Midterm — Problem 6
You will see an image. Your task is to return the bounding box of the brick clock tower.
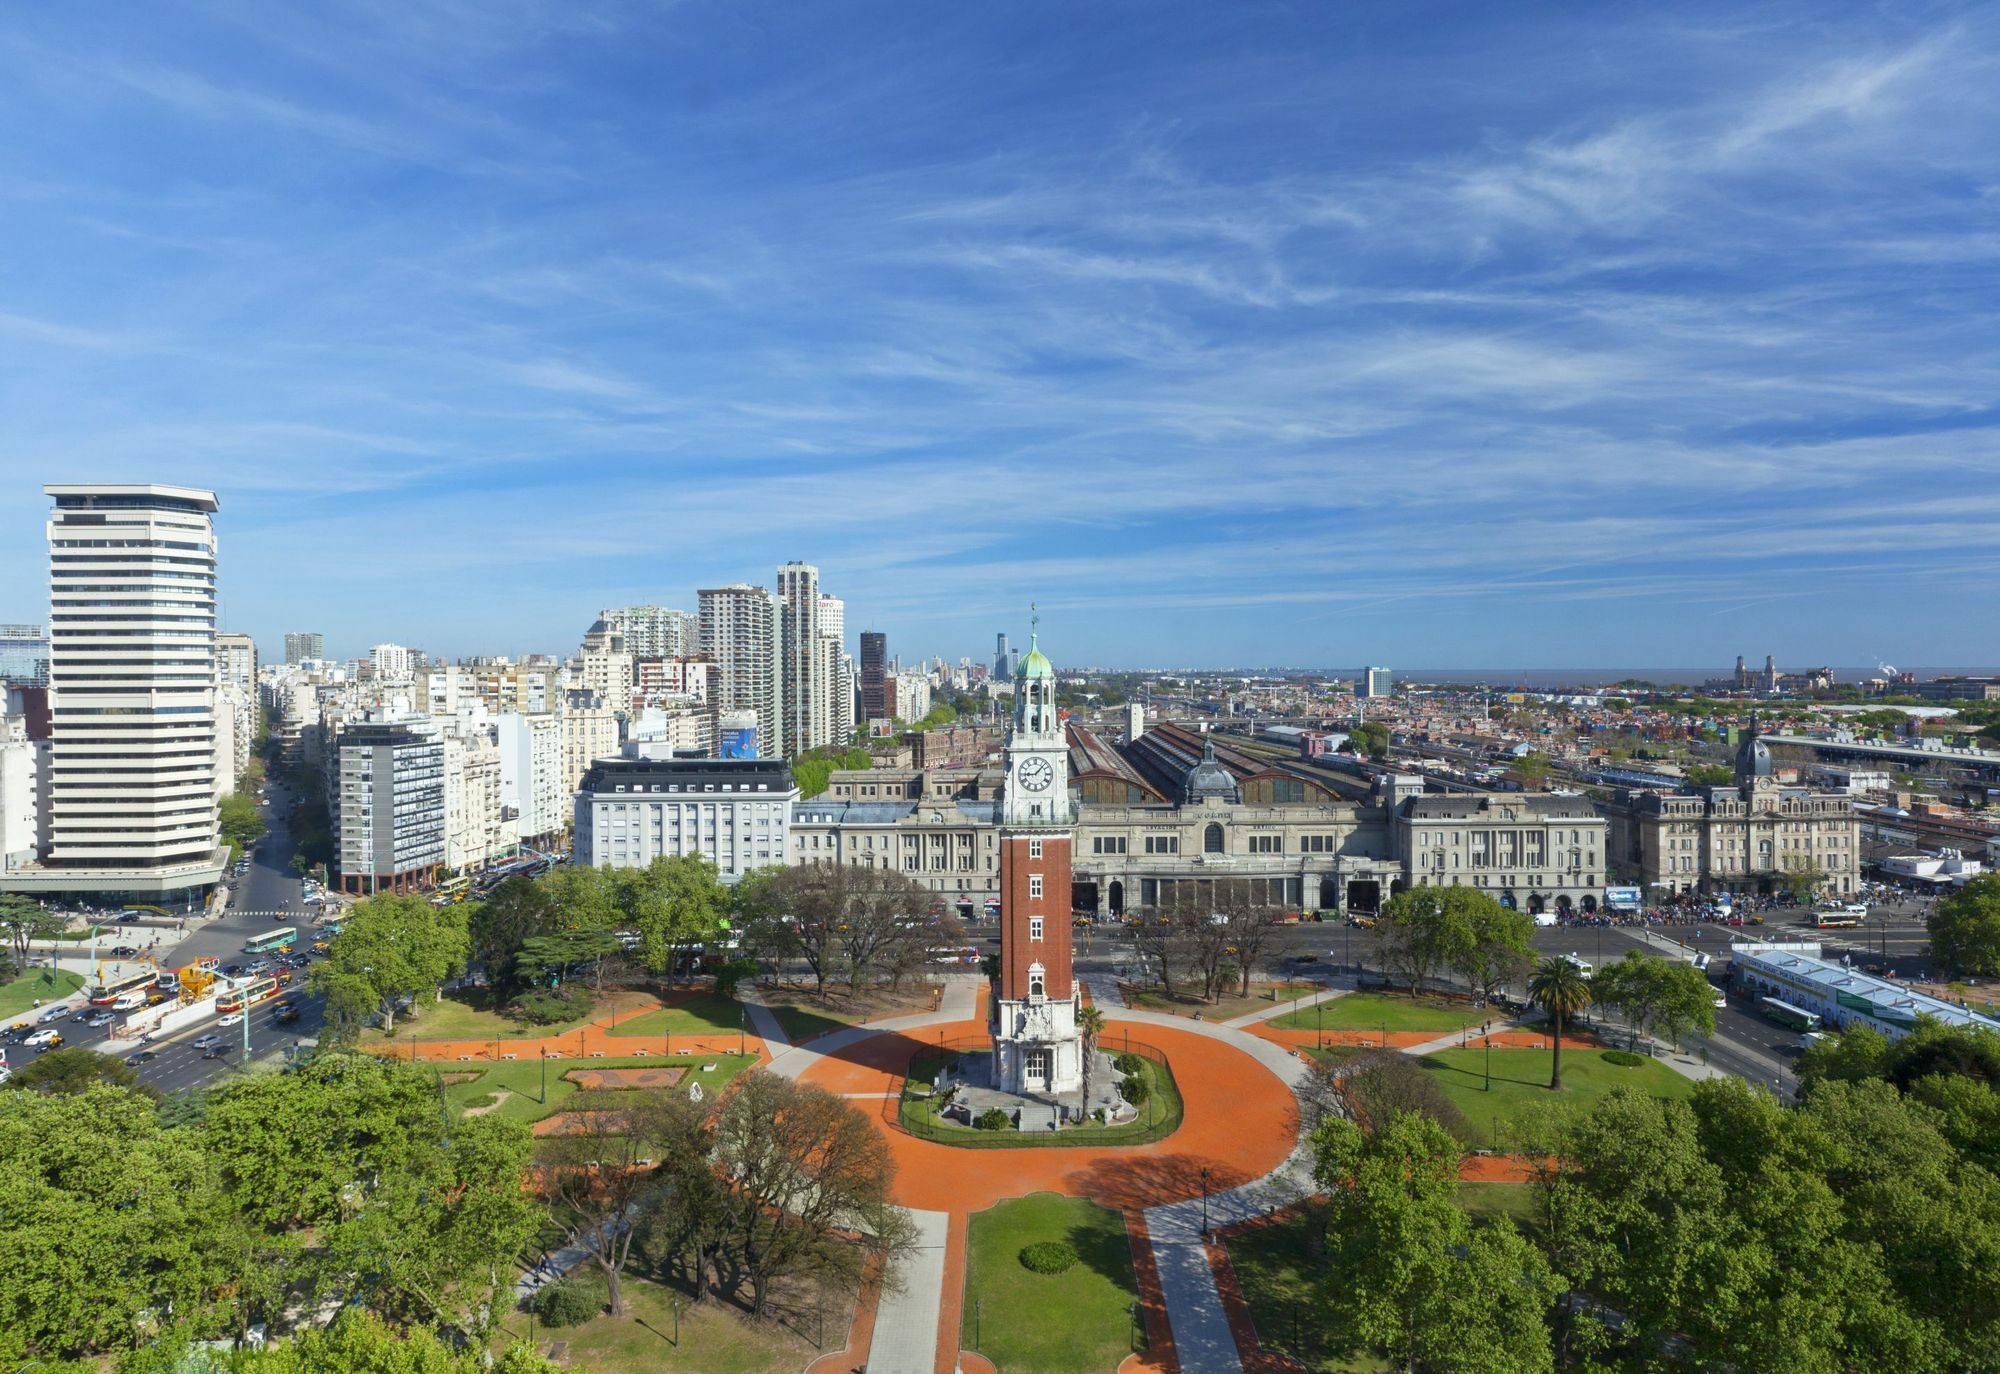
[992,627,1082,1097]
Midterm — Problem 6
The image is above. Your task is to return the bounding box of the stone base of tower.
[991,990,1084,1095]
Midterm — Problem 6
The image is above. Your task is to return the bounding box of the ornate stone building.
[1604,721,1861,899]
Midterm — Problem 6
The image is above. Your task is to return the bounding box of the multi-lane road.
[6,779,329,1094]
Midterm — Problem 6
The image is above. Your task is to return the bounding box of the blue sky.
[2,2,1997,670]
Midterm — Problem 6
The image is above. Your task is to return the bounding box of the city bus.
[243,927,298,955]
[1757,996,1822,1033]
[216,976,279,1014]
[89,968,157,1006]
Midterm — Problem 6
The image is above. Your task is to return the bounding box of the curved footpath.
[765,978,1313,1374]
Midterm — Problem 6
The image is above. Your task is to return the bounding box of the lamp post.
[1200,1166,1211,1241]
[738,1005,746,1057]
[540,1048,548,1104]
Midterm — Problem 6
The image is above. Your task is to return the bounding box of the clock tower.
[992,626,1083,1098]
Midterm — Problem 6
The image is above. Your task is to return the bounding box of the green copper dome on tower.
[1016,635,1054,681]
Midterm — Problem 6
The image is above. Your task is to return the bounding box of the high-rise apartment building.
[0,625,49,688]
[370,643,415,683]
[215,632,257,692]
[1361,666,1393,699]
[31,484,226,897]
[603,605,696,659]
[284,631,324,665]
[777,562,829,755]
[860,632,888,722]
[699,584,785,759]
[335,714,445,893]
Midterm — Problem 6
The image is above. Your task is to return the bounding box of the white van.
[1841,904,1868,920]
[1563,953,1593,978]
[1533,911,1558,928]
[112,990,148,1011]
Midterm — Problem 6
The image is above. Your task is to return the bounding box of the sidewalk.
[1222,985,1346,1029]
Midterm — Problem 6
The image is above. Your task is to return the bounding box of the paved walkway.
[1221,985,1347,1029]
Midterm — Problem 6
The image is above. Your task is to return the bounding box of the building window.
[1249,835,1282,854]
[1145,835,1178,855]
[1028,964,1045,1000]
[1029,838,1043,858]
[1029,874,1043,899]
[1029,916,1043,941]
[1204,823,1224,854]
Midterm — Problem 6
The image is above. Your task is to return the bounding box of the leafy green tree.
[202,1053,536,1328]
[1511,750,1552,788]
[1528,957,1592,1090]
[1313,1111,1556,1372]
[1682,762,1734,786]
[1375,886,1478,995]
[126,1309,558,1373]
[1779,854,1828,903]
[0,1086,258,1363]
[1930,873,2000,978]
[467,875,556,994]
[516,928,623,989]
[3,1045,158,1098]
[616,854,728,978]
[1589,951,1716,1053]
[307,892,470,1033]
[1346,720,1389,761]
[1794,1020,1892,1090]
[218,793,267,855]
[541,862,620,933]
[1447,892,1536,1006]
[0,892,66,965]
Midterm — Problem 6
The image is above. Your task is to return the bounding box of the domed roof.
[1016,635,1054,681]
[1735,715,1773,783]
[1182,738,1240,804]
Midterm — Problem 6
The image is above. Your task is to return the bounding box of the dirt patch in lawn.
[463,1089,515,1117]
[564,1065,689,1090]
[439,1071,483,1086]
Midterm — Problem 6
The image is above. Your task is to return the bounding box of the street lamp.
[1199,1166,1212,1241]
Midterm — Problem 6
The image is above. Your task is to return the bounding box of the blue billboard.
[719,727,758,760]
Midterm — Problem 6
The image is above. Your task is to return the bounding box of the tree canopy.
[1930,873,2000,978]
[307,892,470,1036]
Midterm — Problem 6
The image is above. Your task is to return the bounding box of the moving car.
[217,1013,244,1027]
[36,1006,70,1025]
[192,1033,220,1049]
[124,1049,157,1066]
[24,1028,64,1048]
[202,1045,230,1059]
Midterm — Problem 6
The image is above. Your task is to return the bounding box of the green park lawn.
[500,1274,809,1374]
[441,1052,756,1127]
[1268,991,1488,1035]
[1224,1213,1385,1373]
[1420,1046,1694,1149]
[0,967,85,1019]
[1457,1181,1538,1228]
[359,986,615,1043]
[962,1193,1142,1374]
[602,988,749,1040]
[1124,981,1320,1022]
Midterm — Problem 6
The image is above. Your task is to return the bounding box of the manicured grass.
[1223,1214,1386,1373]
[360,986,613,1043]
[1267,991,1487,1035]
[0,967,84,1018]
[963,1193,1141,1374]
[1122,981,1321,1022]
[1419,1046,1694,1149]
[755,985,935,1042]
[438,1053,757,1126]
[504,1274,808,1374]
[603,989,748,1039]
[900,1055,1183,1148]
[1458,1181,1537,1228]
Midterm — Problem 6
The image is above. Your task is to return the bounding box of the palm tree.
[1528,957,1593,1091]
[1077,1004,1107,1124]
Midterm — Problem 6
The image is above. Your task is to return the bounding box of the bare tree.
[711,1073,915,1315]
[1215,879,1286,997]
[837,868,932,992]
[737,864,851,999]
[538,1103,664,1318]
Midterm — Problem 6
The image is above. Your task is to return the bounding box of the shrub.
[1019,1240,1078,1275]
[713,958,759,997]
[1122,1073,1152,1107]
[975,1107,1013,1132]
[1340,1050,1471,1142]
[529,1274,605,1327]
[511,987,593,1026]
[1113,1051,1145,1076]
[462,1092,498,1110]
[1600,1049,1646,1068]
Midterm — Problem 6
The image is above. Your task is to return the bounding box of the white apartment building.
[894,672,933,723]
[778,562,829,754]
[283,631,324,665]
[9,483,228,899]
[442,732,514,873]
[699,584,785,760]
[0,712,49,872]
[214,685,252,797]
[562,705,621,793]
[497,711,566,846]
[635,657,713,705]
[335,714,445,893]
[629,705,714,755]
[604,605,696,659]
[573,752,796,882]
[370,643,415,683]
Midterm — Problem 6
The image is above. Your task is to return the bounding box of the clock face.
[1017,756,1053,792]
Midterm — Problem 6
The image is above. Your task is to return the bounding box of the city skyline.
[3,3,1998,665]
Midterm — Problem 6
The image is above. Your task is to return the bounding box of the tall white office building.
[699,584,786,759]
[777,562,828,754]
[25,484,227,898]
